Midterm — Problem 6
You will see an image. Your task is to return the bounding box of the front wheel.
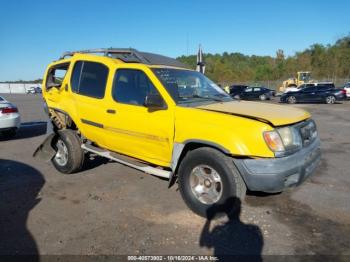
[178,147,246,218]
[259,94,267,101]
[325,95,336,104]
[233,94,240,99]
[52,129,84,174]
[287,96,297,104]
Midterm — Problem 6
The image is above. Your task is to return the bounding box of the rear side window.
[317,85,329,91]
[304,87,316,92]
[46,63,70,90]
[112,69,160,106]
[70,61,109,99]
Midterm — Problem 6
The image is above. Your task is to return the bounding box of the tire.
[233,94,240,99]
[178,147,246,218]
[287,96,297,104]
[259,94,267,101]
[325,95,336,104]
[1,128,17,139]
[52,129,84,174]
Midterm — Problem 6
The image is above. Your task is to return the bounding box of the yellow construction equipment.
[279,71,312,92]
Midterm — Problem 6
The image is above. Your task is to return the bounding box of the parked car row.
[0,96,21,138]
[228,81,348,104]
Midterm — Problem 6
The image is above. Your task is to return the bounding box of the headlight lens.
[278,126,302,150]
[264,126,302,155]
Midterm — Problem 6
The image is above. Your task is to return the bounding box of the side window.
[70,61,83,93]
[78,62,109,99]
[253,87,261,92]
[46,63,70,90]
[304,87,316,92]
[317,85,328,91]
[69,61,108,98]
[112,69,161,106]
[245,88,253,92]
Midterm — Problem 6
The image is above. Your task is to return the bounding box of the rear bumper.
[234,138,321,193]
[0,114,21,130]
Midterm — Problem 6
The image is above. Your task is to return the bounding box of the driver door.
[103,68,174,167]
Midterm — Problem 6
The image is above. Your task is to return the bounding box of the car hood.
[196,101,310,126]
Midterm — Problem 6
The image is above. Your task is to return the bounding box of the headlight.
[264,126,302,156]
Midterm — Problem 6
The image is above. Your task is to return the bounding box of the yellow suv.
[36,48,321,217]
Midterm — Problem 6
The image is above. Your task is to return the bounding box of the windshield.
[299,72,311,82]
[152,68,232,106]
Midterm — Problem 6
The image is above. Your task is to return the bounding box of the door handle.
[107,109,116,114]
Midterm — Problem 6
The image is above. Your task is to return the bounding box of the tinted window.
[303,87,316,92]
[71,61,83,93]
[317,85,330,91]
[253,87,261,92]
[113,69,160,106]
[78,62,108,98]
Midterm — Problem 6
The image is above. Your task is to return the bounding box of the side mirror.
[144,93,166,109]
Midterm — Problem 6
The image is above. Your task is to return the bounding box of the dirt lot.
[0,94,350,257]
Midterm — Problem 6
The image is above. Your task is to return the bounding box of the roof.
[59,48,188,68]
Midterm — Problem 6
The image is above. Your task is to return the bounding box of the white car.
[344,82,350,99]
[26,86,42,94]
[0,96,21,138]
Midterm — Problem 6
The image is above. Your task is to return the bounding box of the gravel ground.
[0,94,349,258]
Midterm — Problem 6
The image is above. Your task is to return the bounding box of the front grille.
[298,120,318,147]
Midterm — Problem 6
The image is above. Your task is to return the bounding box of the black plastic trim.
[81,119,104,128]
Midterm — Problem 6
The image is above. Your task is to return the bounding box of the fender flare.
[168,139,231,187]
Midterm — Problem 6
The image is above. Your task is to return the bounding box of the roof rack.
[59,48,149,63]
[59,48,187,68]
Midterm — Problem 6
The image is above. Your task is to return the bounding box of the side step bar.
[81,144,171,179]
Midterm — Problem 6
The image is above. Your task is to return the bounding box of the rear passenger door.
[314,85,329,102]
[70,60,111,145]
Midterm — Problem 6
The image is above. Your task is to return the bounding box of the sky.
[0,0,349,81]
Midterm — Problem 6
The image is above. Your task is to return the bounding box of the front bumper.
[234,138,321,193]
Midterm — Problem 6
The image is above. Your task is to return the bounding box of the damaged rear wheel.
[52,129,84,174]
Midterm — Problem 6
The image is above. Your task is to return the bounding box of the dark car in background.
[280,83,346,104]
[229,85,248,98]
[230,86,273,101]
